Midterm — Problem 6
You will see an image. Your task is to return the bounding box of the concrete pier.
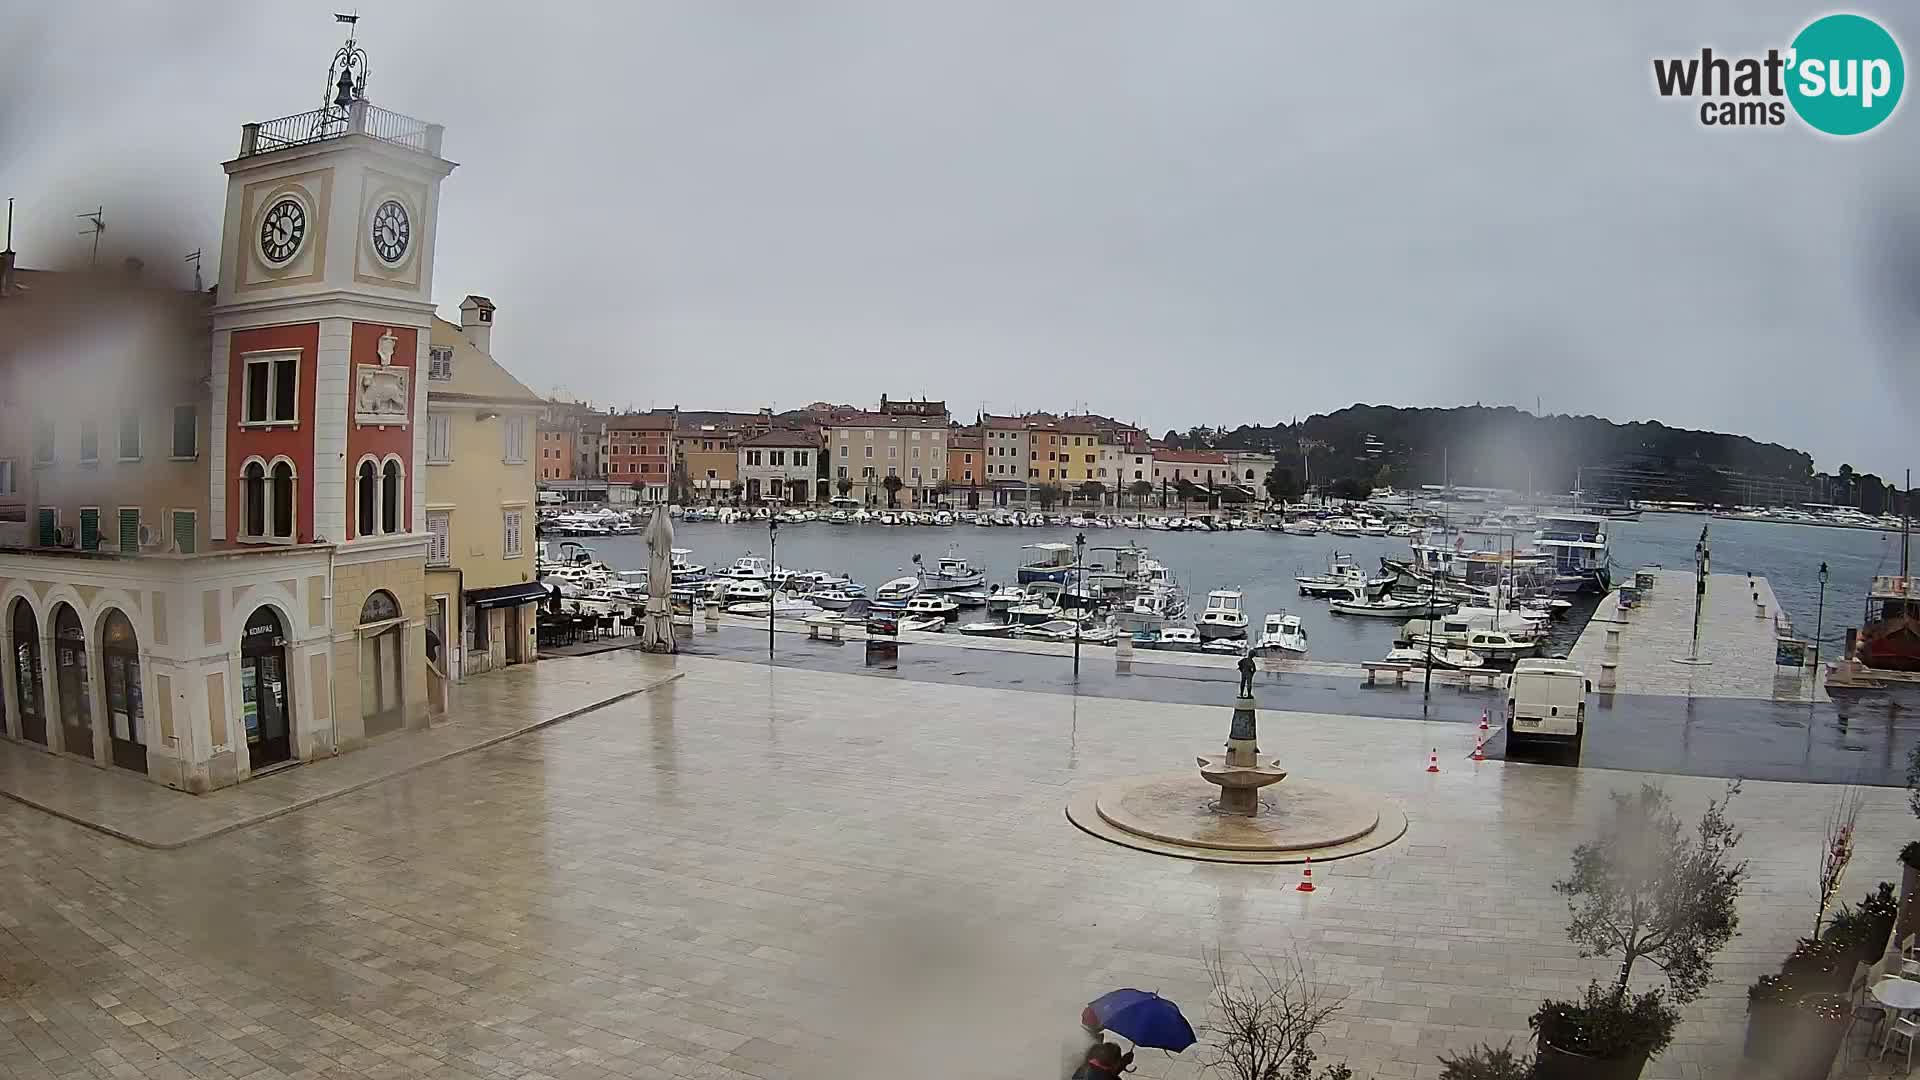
[1568,568,1825,702]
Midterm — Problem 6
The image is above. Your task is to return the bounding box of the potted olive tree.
[1531,783,1747,1080]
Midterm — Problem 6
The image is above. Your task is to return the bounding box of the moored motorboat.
[1196,589,1249,640]
[1256,612,1309,656]
[902,594,961,622]
[956,621,1016,637]
[872,576,921,607]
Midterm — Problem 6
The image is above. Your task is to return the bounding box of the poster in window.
[241,665,260,739]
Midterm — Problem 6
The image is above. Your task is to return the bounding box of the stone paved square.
[0,651,1907,1080]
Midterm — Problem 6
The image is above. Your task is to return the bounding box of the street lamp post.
[1813,560,1829,680]
[767,516,778,661]
[1073,531,1086,680]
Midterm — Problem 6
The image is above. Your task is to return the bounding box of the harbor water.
[563,512,1903,665]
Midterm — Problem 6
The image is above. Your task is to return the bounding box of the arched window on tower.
[357,460,377,538]
[242,461,266,538]
[381,459,402,534]
[270,461,295,539]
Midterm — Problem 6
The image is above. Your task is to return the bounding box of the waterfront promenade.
[1568,568,1824,703]
[0,649,1904,1080]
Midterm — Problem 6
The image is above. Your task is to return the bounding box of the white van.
[1504,658,1591,748]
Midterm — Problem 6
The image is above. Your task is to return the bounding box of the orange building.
[604,412,675,502]
[537,427,574,482]
[946,428,983,509]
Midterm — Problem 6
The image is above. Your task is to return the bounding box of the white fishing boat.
[947,589,991,607]
[902,594,960,621]
[722,555,773,580]
[1202,640,1249,655]
[809,588,866,611]
[1328,588,1445,618]
[1359,517,1389,536]
[1150,626,1202,651]
[1326,517,1364,536]
[1007,593,1064,626]
[916,549,987,591]
[1383,645,1485,669]
[1256,613,1309,656]
[1014,618,1083,641]
[956,621,1017,637]
[1197,589,1249,641]
[1281,518,1324,536]
[898,615,946,633]
[872,576,921,607]
[714,579,771,604]
[1296,554,1395,598]
[986,584,1032,615]
[727,596,822,618]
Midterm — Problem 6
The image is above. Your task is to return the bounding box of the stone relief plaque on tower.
[354,327,410,426]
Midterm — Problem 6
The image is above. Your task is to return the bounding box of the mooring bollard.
[1598,661,1618,689]
[1115,633,1134,670]
[1605,627,1621,652]
[703,599,719,630]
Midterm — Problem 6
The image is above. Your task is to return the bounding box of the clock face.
[370,199,411,266]
[259,198,306,265]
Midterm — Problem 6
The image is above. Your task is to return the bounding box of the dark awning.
[468,581,550,610]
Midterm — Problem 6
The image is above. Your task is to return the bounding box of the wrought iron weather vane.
[325,13,371,115]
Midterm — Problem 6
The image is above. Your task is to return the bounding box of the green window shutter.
[36,509,55,546]
[172,511,195,554]
[79,509,99,551]
[119,509,141,551]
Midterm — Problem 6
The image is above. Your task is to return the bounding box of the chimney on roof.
[459,294,496,352]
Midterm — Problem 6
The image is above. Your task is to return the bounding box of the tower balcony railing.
[240,100,443,158]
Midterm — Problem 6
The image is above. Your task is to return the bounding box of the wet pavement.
[684,626,1920,786]
[1,650,1909,1080]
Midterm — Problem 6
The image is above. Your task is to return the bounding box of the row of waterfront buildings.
[0,41,550,795]
[535,397,1279,509]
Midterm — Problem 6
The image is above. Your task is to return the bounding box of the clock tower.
[208,21,456,741]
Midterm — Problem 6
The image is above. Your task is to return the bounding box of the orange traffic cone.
[1472,734,1486,762]
[1426,748,1440,773]
[1296,856,1316,892]
[1478,709,1490,733]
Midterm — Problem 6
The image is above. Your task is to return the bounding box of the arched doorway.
[100,610,147,773]
[241,607,293,768]
[359,590,404,736]
[8,600,46,745]
[51,603,93,760]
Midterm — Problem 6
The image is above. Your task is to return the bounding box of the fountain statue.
[1195,691,1288,816]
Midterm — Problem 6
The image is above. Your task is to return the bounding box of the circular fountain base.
[1067,774,1407,864]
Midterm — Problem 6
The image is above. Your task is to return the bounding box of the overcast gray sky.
[4,3,1916,476]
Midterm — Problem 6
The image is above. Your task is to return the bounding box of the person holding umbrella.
[1064,1009,1133,1078]
[1073,1041,1129,1080]
[1068,989,1197,1077]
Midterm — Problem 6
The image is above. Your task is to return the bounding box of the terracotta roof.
[948,430,982,449]
[606,412,676,431]
[824,411,947,429]
[739,428,821,448]
[1153,448,1229,465]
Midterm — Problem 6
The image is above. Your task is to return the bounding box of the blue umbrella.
[1085,988,1197,1052]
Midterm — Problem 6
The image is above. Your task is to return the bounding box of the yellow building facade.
[424,300,545,680]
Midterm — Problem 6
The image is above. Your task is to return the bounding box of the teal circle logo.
[1787,14,1904,135]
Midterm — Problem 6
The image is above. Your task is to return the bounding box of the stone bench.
[1362,660,1412,686]
[806,619,845,642]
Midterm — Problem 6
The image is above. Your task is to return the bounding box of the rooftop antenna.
[76,206,105,268]
[184,249,203,291]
